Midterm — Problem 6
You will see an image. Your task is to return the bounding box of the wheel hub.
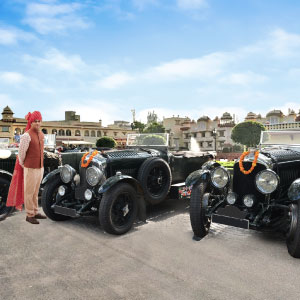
[122,204,129,217]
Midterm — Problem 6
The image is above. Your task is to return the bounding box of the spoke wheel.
[99,183,138,235]
[138,158,172,205]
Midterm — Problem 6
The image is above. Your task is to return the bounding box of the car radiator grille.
[107,151,140,158]
[232,162,266,204]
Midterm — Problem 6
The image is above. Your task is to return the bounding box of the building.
[0,106,136,147]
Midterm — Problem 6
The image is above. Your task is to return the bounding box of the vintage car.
[0,148,61,220]
[187,130,300,258]
[41,133,215,235]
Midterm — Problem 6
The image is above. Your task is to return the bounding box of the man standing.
[18,111,47,224]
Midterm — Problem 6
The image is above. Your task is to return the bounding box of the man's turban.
[25,111,42,132]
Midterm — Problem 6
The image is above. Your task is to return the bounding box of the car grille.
[262,149,300,163]
[232,162,266,204]
[107,151,140,158]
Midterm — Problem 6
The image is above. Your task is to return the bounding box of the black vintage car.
[0,149,61,220]
[187,130,300,258]
[41,134,215,235]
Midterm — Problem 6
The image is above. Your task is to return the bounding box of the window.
[14,128,21,134]
[199,142,203,147]
[66,130,71,136]
[193,133,197,138]
[91,130,96,137]
[84,130,89,137]
[2,127,9,132]
[207,141,212,147]
[42,128,48,134]
[175,120,180,125]
[58,129,65,136]
[103,131,107,136]
[219,131,225,137]
[97,131,101,137]
[75,130,81,136]
[52,129,57,134]
[114,132,118,137]
[201,132,205,138]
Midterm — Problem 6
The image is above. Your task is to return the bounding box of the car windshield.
[127,133,169,146]
[260,131,300,147]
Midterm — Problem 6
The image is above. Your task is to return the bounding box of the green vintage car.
[0,149,61,220]
[41,133,215,235]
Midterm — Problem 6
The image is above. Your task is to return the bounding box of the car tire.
[137,157,172,205]
[286,201,300,258]
[99,182,138,235]
[0,177,14,221]
[41,175,71,221]
[189,182,210,239]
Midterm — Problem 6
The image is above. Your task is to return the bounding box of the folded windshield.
[260,131,300,146]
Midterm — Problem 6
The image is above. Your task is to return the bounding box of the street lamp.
[212,128,217,151]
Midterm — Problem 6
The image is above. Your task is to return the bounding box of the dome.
[221,112,232,120]
[266,109,283,118]
[197,116,210,122]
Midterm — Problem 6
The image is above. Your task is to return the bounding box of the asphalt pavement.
[1,197,300,300]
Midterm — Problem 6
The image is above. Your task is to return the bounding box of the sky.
[0,0,300,126]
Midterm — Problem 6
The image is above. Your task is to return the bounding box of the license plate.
[54,205,78,217]
[212,213,249,229]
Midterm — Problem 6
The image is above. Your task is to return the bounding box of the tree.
[144,122,165,133]
[96,136,116,148]
[141,134,166,145]
[231,121,265,148]
[131,121,146,133]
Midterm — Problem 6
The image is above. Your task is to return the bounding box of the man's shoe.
[26,216,39,224]
[34,213,47,219]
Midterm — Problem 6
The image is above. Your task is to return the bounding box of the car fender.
[185,169,210,187]
[98,175,146,222]
[0,169,13,182]
[41,168,61,185]
[288,178,300,202]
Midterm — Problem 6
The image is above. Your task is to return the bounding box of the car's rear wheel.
[0,177,14,221]
[286,201,300,258]
[137,157,172,205]
[189,182,211,239]
[41,175,71,221]
[99,183,138,235]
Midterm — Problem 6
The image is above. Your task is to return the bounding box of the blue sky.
[0,0,300,125]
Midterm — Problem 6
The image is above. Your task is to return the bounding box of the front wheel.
[99,183,138,235]
[41,175,71,221]
[286,201,300,258]
[189,182,211,239]
[0,177,14,221]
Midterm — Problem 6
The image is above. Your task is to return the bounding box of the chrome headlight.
[86,166,103,186]
[84,189,93,201]
[288,179,300,201]
[211,167,230,189]
[255,169,279,194]
[58,185,66,196]
[226,192,237,205]
[243,194,255,207]
[60,165,76,183]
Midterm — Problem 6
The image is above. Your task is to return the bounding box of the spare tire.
[137,157,172,205]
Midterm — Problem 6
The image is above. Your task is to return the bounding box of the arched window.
[97,131,101,137]
[91,130,95,137]
[66,129,71,136]
[84,130,89,137]
[75,130,81,136]
[58,129,65,136]
[52,129,57,134]
[22,128,25,134]
[42,128,48,134]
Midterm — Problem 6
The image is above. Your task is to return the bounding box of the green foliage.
[222,147,230,153]
[232,144,243,152]
[144,122,165,133]
[140,134,166,145]
[96,136,116,148]
[231,121,265,148]
[131,121,146,133]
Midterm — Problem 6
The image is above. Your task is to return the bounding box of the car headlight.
[226,192,237,205]
[288,179,300,201]
[86,166,103,186]
[243,194,255,207]
[60,165,76,183]
[58,185,66,196]
[211,167,230,189]
[84,189,93,201]
[255,169,279,194]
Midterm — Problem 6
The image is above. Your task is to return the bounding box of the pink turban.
[25,111,42,132]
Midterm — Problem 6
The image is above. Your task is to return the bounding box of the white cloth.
[18,133,31,167]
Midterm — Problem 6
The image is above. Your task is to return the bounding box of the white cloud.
[23,2,90,34]
[97,72,134,89]
[0,27,35,45]
[219,72,268,86]
[0,94,17,108]
[0,72,25,84]
[23,48,86,73]
[131,0,159,10]
[177,0,207,10]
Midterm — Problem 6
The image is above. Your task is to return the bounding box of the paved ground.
[1,197,300,300]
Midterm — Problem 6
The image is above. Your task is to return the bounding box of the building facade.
[0,106,135,147]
